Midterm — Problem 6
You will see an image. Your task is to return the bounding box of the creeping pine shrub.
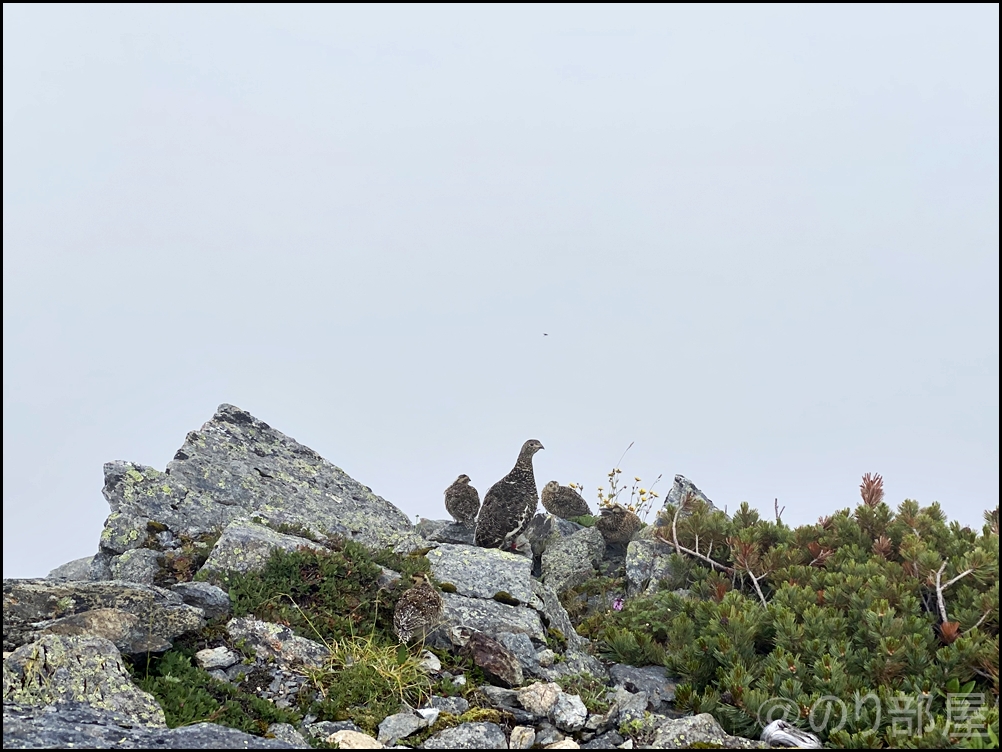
[580,479,999,750]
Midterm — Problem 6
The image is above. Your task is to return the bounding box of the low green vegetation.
[557,672,612,713]
[578,478,1000,749]
[217,538,430,646]
[131,649,299,733]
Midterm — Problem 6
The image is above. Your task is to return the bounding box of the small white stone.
[329,729,385,748]
[452,673,467,686]
[194,646,240,670]
[509,726,536,750]
[419,650,442,673]
[544,740,581,749]
[536,648,556,667]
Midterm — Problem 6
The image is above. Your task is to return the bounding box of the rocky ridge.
[3,403,779,749]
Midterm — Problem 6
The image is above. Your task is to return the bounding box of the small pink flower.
[613,597,625,611]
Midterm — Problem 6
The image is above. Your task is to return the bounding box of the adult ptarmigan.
[444,474,480,528]
[393,573,444,644]
[541,481,591,519]
[595,503,642,544]
[474,439,544,549]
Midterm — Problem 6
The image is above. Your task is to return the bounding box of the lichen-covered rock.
[226,616,329,669]
[109,548,164,585]
[424,520,477,545]
[647,713,769,748]
[609,663,677,707]
[425,695,469,715]
[171,581,232,620]
[552,692,588,732]
[2,635,166,726]
[530,578,587,649]
[426,543,539,606]
[541,526,605,595]
[509,725,536,749]
[3,579,205,653]
[452,627,524,687]
[1,702,300,749]
[435,592,547,643]
[624,529,675,595]
[516,681,563,716]
[46,556,96,581]
[496,631,541,675]
[34,607,171,655]
[98,404,424,573]
[265,723,311,748]
[195,646,241,670]
[377,711,427,745]
[200,520,327,575]
[420,722,507,749]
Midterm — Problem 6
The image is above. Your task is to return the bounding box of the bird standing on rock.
[595,503,642,544]
[474,439,544,550]
[444,474,480,527]
[392,573,444,644]
[541,481,591,519]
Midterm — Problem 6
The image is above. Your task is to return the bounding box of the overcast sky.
[3,4,998,579]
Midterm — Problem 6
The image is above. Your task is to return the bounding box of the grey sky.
[3,4,998,579]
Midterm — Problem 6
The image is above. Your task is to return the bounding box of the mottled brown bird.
[444,474,480,527]
[595,503,642,544]
[541,481,591,519]
[474,439,544,549]
[393,573,444,644]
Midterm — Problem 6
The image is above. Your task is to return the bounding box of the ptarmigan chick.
[393,574,444,644]
[541,481,591,519]
[595,503,642,544]
[474,439,544,549]
[444,474,480,527]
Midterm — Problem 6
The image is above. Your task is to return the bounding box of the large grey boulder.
[428,522,477,545]
[29,607,173,655]
[420,722,507,749]
[97,404,424,580]
[436,592,546,643]
[625,527,676,595]
[171,581,231,620]
[643,713,769,749]
[2,634,166,727]
[426,543,539,606]
[3,579,205,653]
[200,520,327,575]
[541,526,605,595]
[2,702,299,748]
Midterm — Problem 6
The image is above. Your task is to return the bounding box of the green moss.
[568,514,596,527]
[546,627,568,653]
[438,582,458,593]
[492,591,520,606]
